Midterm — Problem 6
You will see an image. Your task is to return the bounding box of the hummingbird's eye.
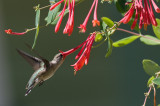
[55,53,62,59]
[59,54,63,57]
[54,53,63,61]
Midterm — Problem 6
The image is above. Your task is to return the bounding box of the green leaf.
[45,0,61,25]
[100,17,115,37]
[153,77,160,86]
[105,37,113,58]
[51,9,69,25]
[32,26,40,49]
[143,59,160,76]
[101,17,114,28]
[140,35,160,45]
[113,35,140,47]
[147,76,155,87]
[100,21,107,32]
[152,18,160,39]
[32,9,40,49]
[115,0,130,13]
[35,8,40,27]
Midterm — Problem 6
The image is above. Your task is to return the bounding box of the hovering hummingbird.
[17,49,65,96]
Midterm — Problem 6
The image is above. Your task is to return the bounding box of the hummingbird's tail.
[25,78,40,96]
[25,86,34,96]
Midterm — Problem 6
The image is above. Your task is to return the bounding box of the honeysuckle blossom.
[92,0,100,27]
[5,29,26,35]
[50,0,75,36]
[63,0,75,35]
[59,32,96,74]
[50,0,99,35]
[79,0,100,33]
[120,0,160,30]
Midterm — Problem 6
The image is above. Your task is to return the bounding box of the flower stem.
[143,87,152,106]
[117,28,141,36]
[154,87,156,106]
[143,74,159,106]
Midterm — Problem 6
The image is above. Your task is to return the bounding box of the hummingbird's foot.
[74,70,77,76]
[39,80,44,86]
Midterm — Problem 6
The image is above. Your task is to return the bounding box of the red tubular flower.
[5,29,26,35]
[63,0,75,36]
[71,34,95,72]
[54,0,67,33]
[50,0,99,35]
[151,0,160,13]
[79,0,99,33]
[50,0,64,10]
[59,33,96,74]
[92,0,100,27]
[120,4,134,24]
[50,0,75,36]
[120,0,160,30]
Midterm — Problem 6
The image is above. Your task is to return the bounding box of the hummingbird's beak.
[59,39,88,59]
[59,50,71,60]
[59,50,65,60]
[59,46,79,59]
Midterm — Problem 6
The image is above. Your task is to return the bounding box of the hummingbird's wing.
[17,49,43,71]
[25,43,50,69]
[41,58,50,69]
[17,49,50,70]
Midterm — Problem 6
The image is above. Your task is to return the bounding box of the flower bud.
[95,34,103,42]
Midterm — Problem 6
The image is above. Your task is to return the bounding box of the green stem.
[92,38,107,48]
[26,25,46,33]
[39,5,52,10]
[75,0,85,6]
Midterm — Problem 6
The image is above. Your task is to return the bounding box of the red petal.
[50,0,64,10]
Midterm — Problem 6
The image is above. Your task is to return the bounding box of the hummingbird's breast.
[41,66,57,81]
[41,59,64,81]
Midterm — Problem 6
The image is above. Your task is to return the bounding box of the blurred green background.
[1,0,160,106]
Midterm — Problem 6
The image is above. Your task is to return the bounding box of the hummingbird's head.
[53,53,63,62]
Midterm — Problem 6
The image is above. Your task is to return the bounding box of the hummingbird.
[17,49,65,96]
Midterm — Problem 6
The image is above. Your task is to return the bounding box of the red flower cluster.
[5,0,100,36]
[79,0,100,33]
[59,32,96,74]
[120,0,160,30]
[50,0,99,35]
[50,0,75,36]
[5,29,26,35]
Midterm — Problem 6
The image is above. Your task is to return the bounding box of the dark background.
[0,0,160,106]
